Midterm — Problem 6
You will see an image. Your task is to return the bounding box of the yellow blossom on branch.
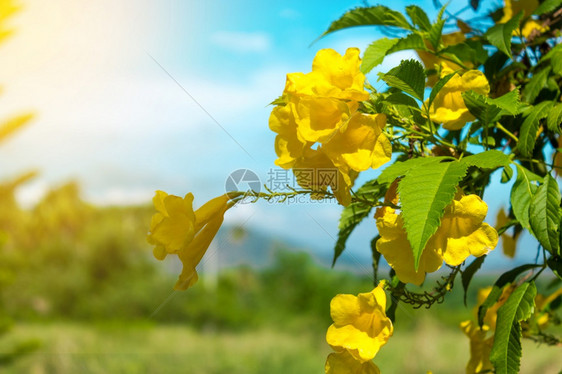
[375,189,498,285]
[323,112,392,172]
[425,69,490,130]
[325,351,380,374]
[147,191,231,290]
[285,48,369,101]
[326,282,393,363]
[269,48,391,206]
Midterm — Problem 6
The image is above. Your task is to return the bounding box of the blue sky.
[0,0,541,271]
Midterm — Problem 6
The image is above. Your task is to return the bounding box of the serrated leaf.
[510,164,542,233]
[387,33,426,54]
[461,150,511,169]
[378,59,426,101]
[518,101,553,157]
[462,91,503,124]
[529,174,561,254]
[523,67,551,104]
[333,181,385,266]
[489,88,521,116]
[377,157,450,185]
[398,161,469,270]
[428,19,445,50]
[361,38,400,74]
[462,255,486,306]
[534,0,562,15]
[490,282,537,374]
[478,264,540,327]
[485,12,523,58]
[547,103,562,134]
[320,6,412,38]
[427,72,456,111]
[405,5,431,31]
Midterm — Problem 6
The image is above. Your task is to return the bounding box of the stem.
[496,122,519,142]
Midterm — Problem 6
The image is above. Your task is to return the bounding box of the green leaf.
[547,256,562,279]
[333,181,384,266]
[523,67,551,104]
[485,12,523,58]
[377,157,450,186]
[320,6,412,38]
[428,19,445,50]
[385,92,420,109]
[489,88,521,116]
[398,161,469,270]
[378,59,426,101]
[462,255,486,306]
[387,33,426,54]
[427,72,456,111]
[547,103,562,134]
[462,91,503,124]
[518,101,553,157]
[501,165,514,183]
[440,41,488,66]
[529,174,561,254]
[490,282,537,374]
[510,164,542,233]
[461,150,511,170]
[405,5,431,31]
[534,0,562,15]
[477,264,540,327]
[361,38,400,74]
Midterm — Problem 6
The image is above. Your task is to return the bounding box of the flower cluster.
[147,191,232,290]
[324,282,393,373]
[375,186,498,286]
[269,48,391,206]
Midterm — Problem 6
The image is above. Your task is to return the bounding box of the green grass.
[4,320,561,373]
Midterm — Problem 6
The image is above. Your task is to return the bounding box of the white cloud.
[210,31,271,53]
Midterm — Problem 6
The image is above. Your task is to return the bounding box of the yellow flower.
[499,0,538,22]
[292,96,356,143]
[148,191,196,259]
[475,285,515,331]
[285,48,369,102]
[269,105,306,169]
[326,282,393,362]
[293,148,358,206]
[323,112,392,172]
[417,32,472,87]
[0,0,18,42]
[426,69,490,130]
[460,320,494,374]
[147,191,230,290]
[325,351,380,374]
[376,189,498,285]
[519,19,548,38]
[495,207,520,258]
[499,0,547,38]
